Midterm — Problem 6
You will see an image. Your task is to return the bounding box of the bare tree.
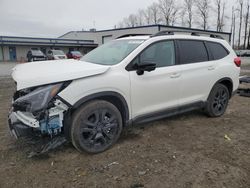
[243,1,249,49]
[158,0,179,26]
[248,24,250,49]
[238,0,243,49]
[195,0,210,30]
[122,14,138,28]
[231,6,236,48]
[149,2,161,24]
[143,7,153,25]
[171,8,179,26]
[184,0,194,28]
[137,9,146,26]
[215,0,226,32]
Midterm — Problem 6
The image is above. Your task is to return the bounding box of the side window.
[178,40,208,64]
[139,41,175,68]
[206,42,229,60]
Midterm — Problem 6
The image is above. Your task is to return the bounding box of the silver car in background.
[47,50,67,60]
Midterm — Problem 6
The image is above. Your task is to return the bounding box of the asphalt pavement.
[0,62,17,77]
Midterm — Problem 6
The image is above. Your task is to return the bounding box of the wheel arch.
[210,77,234,99]
[63,91,130,140]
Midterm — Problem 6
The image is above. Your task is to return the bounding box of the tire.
[71,100,123,153]
[205,83,230,117]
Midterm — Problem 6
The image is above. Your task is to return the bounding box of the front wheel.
[71,100,123,153]
[205,84,230,117]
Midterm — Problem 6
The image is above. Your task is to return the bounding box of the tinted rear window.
[206,42,229,60]
[178,40,208,64]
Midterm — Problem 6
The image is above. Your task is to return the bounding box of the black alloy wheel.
[205,84,230,117]
[71,100,123,153]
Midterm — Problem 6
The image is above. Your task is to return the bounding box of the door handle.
[170,73,181,78]
[208,66,215,70]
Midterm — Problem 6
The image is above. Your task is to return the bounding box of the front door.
[129,40,182,118]
[9,47,16,61]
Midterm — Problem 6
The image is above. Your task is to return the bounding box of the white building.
[60,25,231,45]
[0,36,97,62]
[0,24,231,62]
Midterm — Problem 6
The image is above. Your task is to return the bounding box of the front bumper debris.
[8,110,34,138]
[8,99,69,139]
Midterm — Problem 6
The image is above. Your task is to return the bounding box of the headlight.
[13,83,63,112]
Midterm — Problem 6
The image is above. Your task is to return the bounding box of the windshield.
[31,50,44,56]
[81,39,145,65]
[53,50,65,55]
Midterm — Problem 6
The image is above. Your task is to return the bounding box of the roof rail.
[209,34,224,39]
[116,34,149,39]
[151,30,224,40]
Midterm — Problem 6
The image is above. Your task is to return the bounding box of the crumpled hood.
[12,59,110,90]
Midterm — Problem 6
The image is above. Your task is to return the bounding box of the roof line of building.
[58,24,231,38]
[0,40,98,46]
[0,35,94,43]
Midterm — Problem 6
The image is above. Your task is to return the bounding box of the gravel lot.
[0,62,250,188]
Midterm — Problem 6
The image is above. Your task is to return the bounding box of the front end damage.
[8,82,71,140]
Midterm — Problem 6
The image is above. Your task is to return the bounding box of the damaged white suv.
[9,31,240,153]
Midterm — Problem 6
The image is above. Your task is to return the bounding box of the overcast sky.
[0,0,156,37]
[0,0,236,38]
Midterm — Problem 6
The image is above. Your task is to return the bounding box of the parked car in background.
[235,50,250,57]
[47,50,67,60]
[67,51,83,59]
[27,49,47,62]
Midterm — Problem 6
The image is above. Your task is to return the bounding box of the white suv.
[9,31,241,153]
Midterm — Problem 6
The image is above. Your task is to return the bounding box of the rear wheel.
[205,84,229,117]
[71,100,123,153]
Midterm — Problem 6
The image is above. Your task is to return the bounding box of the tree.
[195,0,210,30]
[184,0,194,28]
[158,0,179,26]
[214,0,226,32]
[137,9,146,26]
[238,0,243,49]
[231,6,236,48]
[143,7,153,25]
[243,1,249,49]
[149,2,161,24]
[248,25,250,49]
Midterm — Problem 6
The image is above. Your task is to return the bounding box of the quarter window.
[178,40,208,64]
[206,42,229,60]
[139,41,175,67]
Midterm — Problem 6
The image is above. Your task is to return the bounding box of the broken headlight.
[13,83,63,113]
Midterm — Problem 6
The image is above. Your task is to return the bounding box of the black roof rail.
[191,32,200,36]
[209,34,224,39]
[151,30,224,40]
[116,34,149,39]
[150,31,174,37]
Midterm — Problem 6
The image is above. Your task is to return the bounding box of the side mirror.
[134,62,156,75]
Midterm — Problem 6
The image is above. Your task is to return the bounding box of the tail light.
[234,57,241,67]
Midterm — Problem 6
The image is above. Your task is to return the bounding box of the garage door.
[102,35,113,44]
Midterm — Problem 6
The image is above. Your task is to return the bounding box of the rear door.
[176,40,216,105]
[129,40,182,118]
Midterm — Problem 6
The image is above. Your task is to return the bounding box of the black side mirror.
[134,62,156,75]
